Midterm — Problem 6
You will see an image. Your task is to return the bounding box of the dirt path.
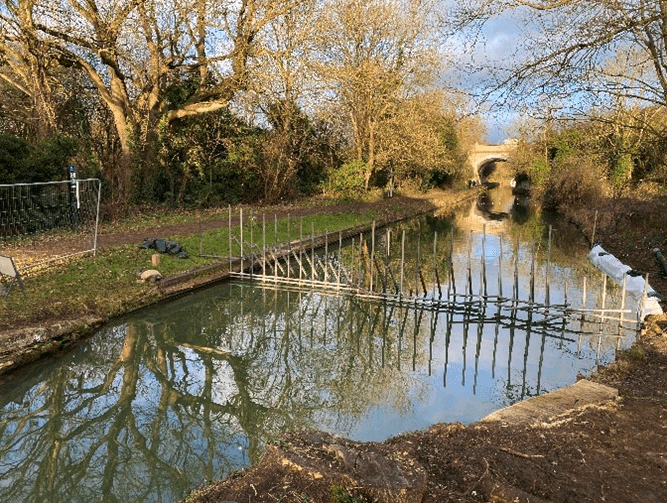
[2,195,439,271]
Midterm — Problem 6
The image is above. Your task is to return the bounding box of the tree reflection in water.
[0,276,625,502]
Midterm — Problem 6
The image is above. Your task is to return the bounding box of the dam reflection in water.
[0,275,623,502]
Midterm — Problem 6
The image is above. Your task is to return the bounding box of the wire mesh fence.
[0,179,101,271]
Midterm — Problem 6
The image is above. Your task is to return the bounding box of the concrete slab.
[479,379,618,425]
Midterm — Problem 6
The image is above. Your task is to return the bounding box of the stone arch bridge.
[468,141,518,183]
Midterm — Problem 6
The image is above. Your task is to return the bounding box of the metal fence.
[0,179,101,270]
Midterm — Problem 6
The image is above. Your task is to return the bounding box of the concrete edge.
[478,379,618,425]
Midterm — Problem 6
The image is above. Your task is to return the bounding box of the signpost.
[0,255,25,300]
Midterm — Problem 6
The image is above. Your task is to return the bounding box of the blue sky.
[444,5,530,143]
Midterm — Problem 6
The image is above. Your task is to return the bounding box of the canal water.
[0,189,634,502]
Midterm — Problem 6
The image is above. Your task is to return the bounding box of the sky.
[444,5,530,144]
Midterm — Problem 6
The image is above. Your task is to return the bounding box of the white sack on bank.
[588,244,663,317]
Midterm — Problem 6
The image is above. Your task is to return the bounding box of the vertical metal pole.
[299,217,303,282]
[435,231,442,298]
[359,233,364,288]
[199,220,203,256]
[229,205,232,271]
[513,233,520,302]
[351,237,356,285]
[638,273,649,332]
[93,179,101,255]
[249,210,253,279]
[370,221,375,292]
[466,230,473,298]
[498,235,503,298]
[325,230,329,283]
[386,227,391,294]
[400,230,405,296]
[338,230,343,286]
[240,207,243,274]
[481,224,487,298]
[262,213,266,278]
[529,231,536,304]
[582,277,587,309]
[311,222,315,281]
[597,276,605,360]
[578,276,587,354]
[416,230,421,297]
[287,213,291,278]
[545,225,552,305]
[449,227,456,299]
[620,272,627,328]
[601,273,608,319]
[433,231,438,297]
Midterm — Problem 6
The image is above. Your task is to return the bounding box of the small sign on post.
[0,255,26,300]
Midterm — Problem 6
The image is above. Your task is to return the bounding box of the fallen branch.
[499,447,545,459]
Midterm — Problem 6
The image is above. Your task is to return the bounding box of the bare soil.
[3,190,667,503]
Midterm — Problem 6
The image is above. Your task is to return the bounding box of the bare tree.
[0,0,61,139]
[312,0,443,189]
[464,0,667,115]
[0,0,314,203]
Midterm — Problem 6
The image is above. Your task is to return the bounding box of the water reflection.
[0,205,630,502]
[0,275,627,502]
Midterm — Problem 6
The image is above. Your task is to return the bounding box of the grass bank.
[0,192,449,374]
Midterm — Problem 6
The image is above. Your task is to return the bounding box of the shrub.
[0,134,30,184]
[0,133,77,184]
[326,160,366,196]
[542,154,609,211]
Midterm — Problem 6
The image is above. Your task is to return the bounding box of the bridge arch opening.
[468,142,518,185]
[477,157,508,184]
